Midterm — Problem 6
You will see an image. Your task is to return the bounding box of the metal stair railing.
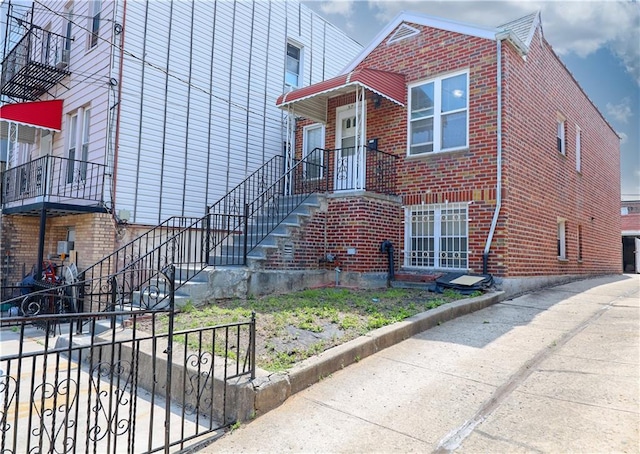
[206,154,328,266]
[80,216,205,312]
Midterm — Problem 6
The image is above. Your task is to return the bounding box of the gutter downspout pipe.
[483,36,504,274]
[111,0,127,216]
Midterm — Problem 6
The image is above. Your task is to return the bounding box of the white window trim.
[407,69,469,156]
[87,0,101,49]
[557,118,566,155]
[67,106,90,183]
[302,123,325,180]
[66,112,78,183]
[285,40,303,89]
[404,203,469,271]
[557,218,567,260]
[575,125,581,172]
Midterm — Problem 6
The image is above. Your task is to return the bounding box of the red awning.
[0,99,63,144]
[276,68,405,123]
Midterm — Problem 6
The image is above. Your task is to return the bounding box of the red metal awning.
[276,68,405,123]
[0,99,63,144]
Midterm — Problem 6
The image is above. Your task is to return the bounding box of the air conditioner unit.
[55,49,70,69]
[57,241,74,255]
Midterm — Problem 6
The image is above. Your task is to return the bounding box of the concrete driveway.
[204,274,639,453]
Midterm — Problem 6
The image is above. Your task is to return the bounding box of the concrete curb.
[53,291,506,425]
[248,290,506,418]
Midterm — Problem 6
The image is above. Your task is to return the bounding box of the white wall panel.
[114,0,362,225]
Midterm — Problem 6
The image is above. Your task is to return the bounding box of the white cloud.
[607,98,634,124]
[366,0,640,84]
[320,0,355,17]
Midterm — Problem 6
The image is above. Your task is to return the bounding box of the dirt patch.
[135,287,476,371]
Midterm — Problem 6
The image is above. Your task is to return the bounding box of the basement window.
[557,219,567,260]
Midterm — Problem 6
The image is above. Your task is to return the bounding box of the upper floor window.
[556,118,566,155]
[285,42,302,88]
[575,125,581,172]
[88,0,101,49]
[60,4,73,66]
[408,71,468,156]
[67,107,91,183]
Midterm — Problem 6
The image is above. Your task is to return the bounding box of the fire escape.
[0,2,107,288]
[1,5,71,101]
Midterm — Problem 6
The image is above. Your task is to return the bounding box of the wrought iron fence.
[80,217,206,313]
[318,146,398,195]
[1,155,106,206]
[0,266,256,453]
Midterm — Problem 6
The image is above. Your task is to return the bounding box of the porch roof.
[276,68,406,124]
[0,99,63,144]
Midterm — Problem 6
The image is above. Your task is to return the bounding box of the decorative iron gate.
[0,266,256,453]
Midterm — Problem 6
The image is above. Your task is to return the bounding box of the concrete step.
[209,193,324,268]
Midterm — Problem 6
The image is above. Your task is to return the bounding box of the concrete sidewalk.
[204,274,639,453]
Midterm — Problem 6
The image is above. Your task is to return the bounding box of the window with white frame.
[285,42,302,88]
[88,0,101,49]
[408,71,468,155]
[557,219,567,259]
[303,124,324,179]
[67,108,90,183]
[406,204,468,269]
[60,4,73,66]
[66,113,78,183]
[575,125,581,172]
[80,108,91,178]
[556,118,566,155]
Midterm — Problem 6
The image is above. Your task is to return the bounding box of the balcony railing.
[1,27,71,100]
[1,155,106,208]
[309,146,398,195]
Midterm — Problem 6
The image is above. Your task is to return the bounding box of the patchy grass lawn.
[138,287,479,372]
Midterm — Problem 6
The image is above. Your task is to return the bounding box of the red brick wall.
[286,21,620,278]
[263,195,403,274]
[329,25,502,274]
[500,29,621,276]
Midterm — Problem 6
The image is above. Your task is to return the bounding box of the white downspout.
[483,37,503,274]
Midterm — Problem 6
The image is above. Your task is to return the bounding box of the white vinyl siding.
[116,0,361,224]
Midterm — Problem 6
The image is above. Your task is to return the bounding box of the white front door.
[635,237,640,273]
[335,106,358,190]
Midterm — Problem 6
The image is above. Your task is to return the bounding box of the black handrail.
[1,155,106,206]
[35,147,396,311]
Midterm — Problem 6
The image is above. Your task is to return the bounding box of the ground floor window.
[557,219,567,259]
[405,203,468,270]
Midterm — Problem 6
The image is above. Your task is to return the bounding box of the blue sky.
[303,0,640,201]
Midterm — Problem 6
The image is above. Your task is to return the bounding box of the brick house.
[274,11,621,294]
